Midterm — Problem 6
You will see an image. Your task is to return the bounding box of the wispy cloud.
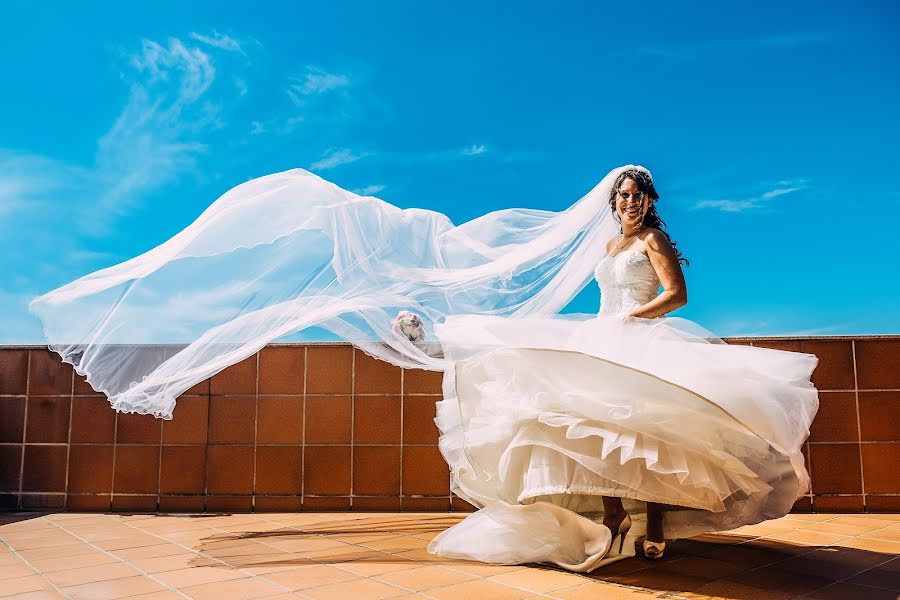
[352,184,386,196]
[460,144,487,156]
[691,179,809,213]
[189,31,246,55]
[634,31,833,60]
[288,67,350,104]
[309,148,370,171]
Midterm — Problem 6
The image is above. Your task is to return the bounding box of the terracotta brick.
[353,497,401,511]
[354,395,401,444]
[354,349,401,394]
[67,494,111,512]
[21,445,67,492]
[353,446,400,495]
[305,396,351,444]
[206,495,252,512]
[858,391,900,442]
[809,392,859,443]
[258,347,304,394]
[73,371,98,395]
[809,444,862,495]
[116,412,162,444]
[302,496,350,511]
[752,340,801,352]
[402,497,450,511]
[813,495,865,512]
[208,396,256,444]
[67,445,114,493]
[254,496,302,512]
[306,346,352,394]
[28,350,72,395]
[210,353,257,395]
[0,445,21,492]
[402,446,450,496]
[452,495,477,512]
[861,443,900,494]
[801,340,855,390]
[25,397,70,443]
[403,368,444,395]
[403,396,440,445]
[162,396,209,445]
[304,446,351,495]
[255,446,302,494]
[0,397,25,442]
[159,446,206,494]
[257,396,303,444]
[207,446,254,494]
[0,350,28,394]
[21,494,65,510]
[855,339,900,389]
[866,496,900,512]
[111,495,157,512]
[159,495,205,512]
[183,379,210,395]
[113,446,160,494]
[70,396,116,443]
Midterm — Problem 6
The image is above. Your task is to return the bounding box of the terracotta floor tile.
[830,516,898,531]
[109,543,187,561]
[796,521,876,536]
[28,551,119,573]
[860,527,900,543]
[442,561,528,578]
[262,564,358,590]
[59,575,167,599]
[846,564,900,591]
[129,552,213,573]
[375,565,478,592]
[777,547,892,580]
[123,592,187,600]
[0,590,67,600]
[798,581,900,599]
[838,536,900,553]
[760,529,851,546]
[425,578,534,600]
[0,575,48,597]
[0,563,37,579]
[301,577,410,599]
[487,568,590,594]
[603,568,713,594]
[727,565,837,597]
[16,543,99,561]
[657,555,750,579]
[682,579,794,599]
[361,535,429,553]
[330,551,421,577]
[179,576,289,600]
[44,562,141,587]
[549,582,662,599]
[153,565,248,588]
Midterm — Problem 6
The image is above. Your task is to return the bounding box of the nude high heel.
[608,512,632,554]
[642,538,666,559]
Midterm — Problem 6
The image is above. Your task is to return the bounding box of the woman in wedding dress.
[28,164,819,573]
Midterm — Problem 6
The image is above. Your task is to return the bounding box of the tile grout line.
[17,351,31,509]
[852,340,867,509]
[63,367,74,510]
[350,348,356,509]
[301,346,307,508]
[400,367,405,511]
[252,351,259,512]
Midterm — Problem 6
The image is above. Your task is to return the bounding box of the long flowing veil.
[28,164,635,418]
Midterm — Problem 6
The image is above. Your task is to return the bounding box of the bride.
[28,164,819,572]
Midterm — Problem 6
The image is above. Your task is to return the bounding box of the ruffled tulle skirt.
[425,313,819,572]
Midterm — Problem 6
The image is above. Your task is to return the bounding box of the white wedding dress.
[427,248,820,571]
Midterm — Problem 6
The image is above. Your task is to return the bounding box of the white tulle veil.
[28,164,640,418]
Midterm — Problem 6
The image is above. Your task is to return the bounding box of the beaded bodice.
[594,249,661,316]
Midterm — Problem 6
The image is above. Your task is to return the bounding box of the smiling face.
[615,177,650,226]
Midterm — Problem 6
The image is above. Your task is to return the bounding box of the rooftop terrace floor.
[0,512,898,599]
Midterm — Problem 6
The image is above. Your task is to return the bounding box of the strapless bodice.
[594,249,660,316]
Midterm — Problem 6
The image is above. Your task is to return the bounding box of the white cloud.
[189,31,246,55]
[461,144,487,156]
[352,184,385,195]
[691,181,808,213]
[309,148,368,171]
[250,120,267,135]
[288,67,350,105]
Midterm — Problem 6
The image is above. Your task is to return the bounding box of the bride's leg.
[602,496,627,530]
[646,501,665,543]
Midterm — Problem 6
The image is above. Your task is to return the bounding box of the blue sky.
[2,0,898,343]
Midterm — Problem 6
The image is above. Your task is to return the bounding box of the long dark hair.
[608,169,689,267]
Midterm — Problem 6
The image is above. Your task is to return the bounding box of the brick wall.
[0,337,897,513]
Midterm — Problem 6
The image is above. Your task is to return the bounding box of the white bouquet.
[392,310,425,341]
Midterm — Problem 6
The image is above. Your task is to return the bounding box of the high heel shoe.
[605,512,632,554]
[642,538,666,559]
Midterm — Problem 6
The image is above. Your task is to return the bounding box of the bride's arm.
[628,230,687,319]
